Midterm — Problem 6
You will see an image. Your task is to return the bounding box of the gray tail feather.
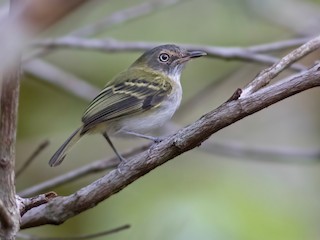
[49,127,82,167]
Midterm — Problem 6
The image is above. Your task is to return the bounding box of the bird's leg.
[103,132,125,162]
[121,130,165,143]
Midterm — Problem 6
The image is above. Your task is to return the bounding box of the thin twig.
[31,37,306,71]
[245,37,311,53]
[17,224,130,240]
[16,140,50,178]
[19,143,150,197]
[201,141,320,163]
[162,121,320,162]
[241,35,320,97]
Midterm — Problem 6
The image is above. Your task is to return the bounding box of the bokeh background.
[12,0,320,239]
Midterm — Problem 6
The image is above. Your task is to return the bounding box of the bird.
[49,44,206,167]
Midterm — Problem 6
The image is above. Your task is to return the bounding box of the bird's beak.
[178,50,206,63]
[187,50,207,59]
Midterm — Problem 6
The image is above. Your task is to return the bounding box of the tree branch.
[20,60,320,228]
[30,37,306,71]
[0,1,93,238]
[201,141,320,163]
[17,224,130,240]
[18,144,150,197]
[0,199,14,230]
[16,140,49,178]
[0,52,21,239]
[246,37,311,53]
[24,59,99,101]
[241,35,320,96]
[16,192,57,217]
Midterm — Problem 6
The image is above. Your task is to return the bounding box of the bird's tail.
[49,127,82,167]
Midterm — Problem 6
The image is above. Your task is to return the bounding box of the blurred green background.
[14,0,320,239]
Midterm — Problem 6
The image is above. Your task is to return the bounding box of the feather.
[81,68,172,134]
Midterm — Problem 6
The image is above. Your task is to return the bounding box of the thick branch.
[0,60,21,239]
[0,1,92,238]
[16,192,57,217]
[21,63,320,229]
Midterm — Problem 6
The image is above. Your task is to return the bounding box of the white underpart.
[113,71,183,136]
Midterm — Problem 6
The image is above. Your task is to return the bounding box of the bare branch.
[161,122,320,162]
[246,37,312,53]
[0,43,21,240]
[241,35,320,97]
[17,224,130,240]
[31,37,306,71]
[18,144,150,197]
[16,192,57,217]
[16,140,50,178]
[25,37,310,98]
[201,141,320,163]
[20,61,320,228]
[24,59,100,101]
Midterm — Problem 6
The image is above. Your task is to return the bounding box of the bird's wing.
[81,71,172,134]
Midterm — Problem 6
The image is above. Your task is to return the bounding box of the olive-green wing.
[81,74,172,134]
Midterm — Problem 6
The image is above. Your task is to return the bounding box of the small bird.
[49,44,206,167]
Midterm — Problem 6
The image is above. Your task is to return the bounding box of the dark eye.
[159,53,170,62]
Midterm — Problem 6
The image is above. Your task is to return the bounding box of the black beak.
[177,50,206,64]
[188,50,207,58]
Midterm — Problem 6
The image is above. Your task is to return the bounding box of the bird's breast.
[114,82,182,135]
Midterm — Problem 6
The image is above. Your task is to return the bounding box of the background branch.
[24,59,99,101]
[18,144,150,197]
[17,224,130,240]
[241,35,320,96]
[201,141,320,163]
[16,140,49,178]
[31,37,306,71]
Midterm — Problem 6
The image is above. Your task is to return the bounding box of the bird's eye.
[159,53,170,62]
